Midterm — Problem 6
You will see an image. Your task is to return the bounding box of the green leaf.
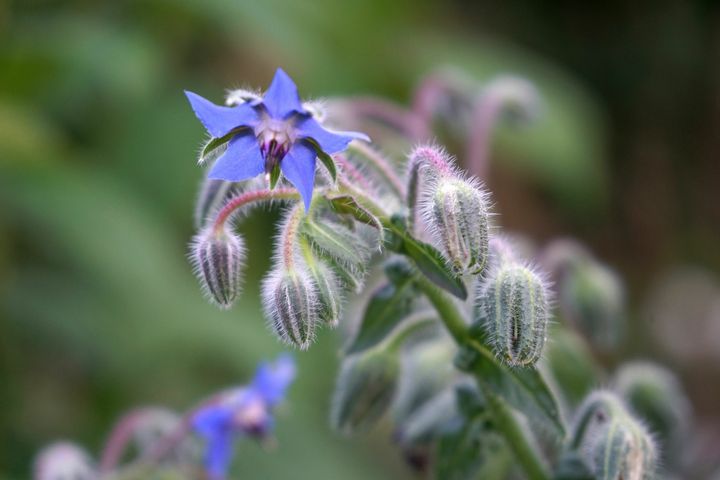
[304,138,337,183]
[301,220,369,268]
[459,341,565,437]
[345,276,417,355]
[395,232,467,300]
[327,194,384,241]
[200,128,247,163]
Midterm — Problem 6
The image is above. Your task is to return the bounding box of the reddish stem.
[213,187,299,233]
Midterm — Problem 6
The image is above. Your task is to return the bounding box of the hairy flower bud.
[561,258,625,350]
[571,391,657,480]
[425,176,490,275]
[191,226,245,309]
[330,349,400,435]
[614,362,691,462]
[477,262,550,367]
[308,261,342,327]
[34,442,96,480]
[262,267,318,349]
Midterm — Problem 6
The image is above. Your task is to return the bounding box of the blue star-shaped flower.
[185,69,369,210]
[193,354,296,479]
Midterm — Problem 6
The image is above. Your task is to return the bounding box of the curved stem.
[347,143,406,198]
[466,95,502,180]
[99,408,151,473]
[212,187,299,233]
[279,203,305,269]
[341,97,429,141]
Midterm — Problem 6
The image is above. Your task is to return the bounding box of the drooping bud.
[614,362,691,463]
[570,391,657,480]
[330,348,400,435]
[34,442,96,480]
[308,261,343,327]
[559,256,625,350]
[262,267,318,349]
[424,176,490,275]
[482,75,542,126]
[190,226,246,309]
[477,262,550,367]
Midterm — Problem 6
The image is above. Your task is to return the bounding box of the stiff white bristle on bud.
[262,267,318,350]
[190,226,246,309]
[476,261,551,367]
[423,176,490,275]
[34,442,96,480]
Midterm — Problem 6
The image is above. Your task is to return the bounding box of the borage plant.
[35,68,693,480]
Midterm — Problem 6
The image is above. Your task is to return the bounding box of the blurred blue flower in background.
[192,354,296,479]
[185,68,369,210]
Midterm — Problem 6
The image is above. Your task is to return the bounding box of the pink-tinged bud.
[34,442,96,480]
[262,267,318,350]
[424,176,490,275]
[190,226,246,309]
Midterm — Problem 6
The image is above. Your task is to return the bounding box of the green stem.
[415,274,550,480]
[477,379,550,480]
[414,274,468,343]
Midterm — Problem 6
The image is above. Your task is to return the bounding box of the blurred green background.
[2,0,719,478]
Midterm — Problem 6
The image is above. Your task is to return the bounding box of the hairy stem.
[212,187,299,233]
[347,143,406,198]
[279,203,306,269]
[341,97,429,140]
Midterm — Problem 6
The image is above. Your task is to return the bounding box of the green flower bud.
[477,262,550,367]
[425,176,490,275]
[559,254,625,350]
[191,226,245,309]
[308,261,343,327]
[571,391,657,480]
[262,267,318,350]
[34,442,96,480]
[614,362,691,462]
[330,349,400,435]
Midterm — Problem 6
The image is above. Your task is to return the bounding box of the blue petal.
[205,430,235,479]
[193,404,233,438]
[252,354,296,406]
[185,90,259,138]
[296,116,370,154]
[207,134,265,182]
[281,142,317,211]
[261,68,305,119]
